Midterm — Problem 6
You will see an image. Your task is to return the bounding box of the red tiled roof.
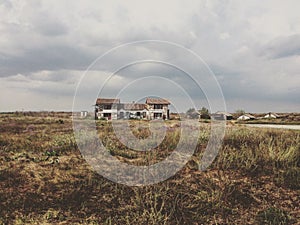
[96,98,120,105]
[146,98,170,105]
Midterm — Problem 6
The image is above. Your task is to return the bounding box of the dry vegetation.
[0,112,299,224]
[234,113,300,125]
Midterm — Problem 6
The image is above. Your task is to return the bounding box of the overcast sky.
[0,0,299,112]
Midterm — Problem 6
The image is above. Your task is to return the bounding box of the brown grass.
[0,112,299,224]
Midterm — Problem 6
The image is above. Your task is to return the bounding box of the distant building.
[95,97,170,120]
[80,111,88,118]
[211,111,233,120]
[169,112,180,120]
[264,112,280,119]
[145,98,170,120]
[118,103,148,119]
[237,114,255,121]
[95,98,120,120]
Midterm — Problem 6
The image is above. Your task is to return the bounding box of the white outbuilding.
[237,114,255,121]
[264,112,279,119]
[80,111,88,118]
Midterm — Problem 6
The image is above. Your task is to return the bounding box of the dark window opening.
[104,105,112,109]
[103,113,111,119]
[154,113,162,118]
[154,104,163,109]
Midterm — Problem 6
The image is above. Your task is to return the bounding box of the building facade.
[145,98,170,120]
[211,111,233,120]
[95,97,170,120]
[95,98,120,120]
[118,103,148,119]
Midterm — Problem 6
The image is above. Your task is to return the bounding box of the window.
[103,113,111,119]
[104,105,112,109]
[154,113,162,118]
[154,104,163,109]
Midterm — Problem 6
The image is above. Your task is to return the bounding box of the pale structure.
[95,97,170,120]
[264,112,279,119]
[237,114,256,121]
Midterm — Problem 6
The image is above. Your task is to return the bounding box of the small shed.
[169,113,180,120]
[237,114,255,121]
[211,111,233,120]
[264,112,279,119]
[80,111,88,118]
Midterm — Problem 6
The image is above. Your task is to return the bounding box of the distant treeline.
[0,111,73,118]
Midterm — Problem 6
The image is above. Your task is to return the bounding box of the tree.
[199,107,210,119]
[235,109,245,117]
[186,108,199,119]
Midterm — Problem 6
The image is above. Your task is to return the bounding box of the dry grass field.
[0,112,299,224]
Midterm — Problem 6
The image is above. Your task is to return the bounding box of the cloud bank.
[0,0,299,112]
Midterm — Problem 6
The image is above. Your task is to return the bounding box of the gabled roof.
[244,113,255,118]
[238,114,255,119]
[146,98,170,105]
[120,103,147,110]
[96,98,120,105]
[215,111,233,117]
[265,112,280,117]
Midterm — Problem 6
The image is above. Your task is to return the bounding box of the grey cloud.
[0,0,12,8]
[28,70,80,83]
[34,15,68,36]
[209,59,300,107]
[1,1,300,112]
[0,45,95,77]
[262,34,300,59]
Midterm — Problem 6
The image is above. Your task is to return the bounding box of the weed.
[256,207,292,225]
[0,113,299,224]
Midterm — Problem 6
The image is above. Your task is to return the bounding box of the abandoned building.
[145,98,170,120]
[210,111,233,120]
[95,98,120,120]
[118,103,148,119]
[95,97,170,120]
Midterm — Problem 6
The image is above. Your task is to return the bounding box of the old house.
[145,98,170,120]
[95,97,170,120]
[95,98,120,120]
[118,103,148,119]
